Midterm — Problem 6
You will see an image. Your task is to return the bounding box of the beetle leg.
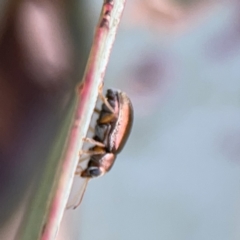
[99,94,115,114]
[79,149,106,157]
[94,108,101,114]
[75,171,81,175]
[88,126,95,133]
[77,155,89,165]
[98,89,115,113]
[75,165,83,175]
[97,113,116,124]
[83,137,105,147]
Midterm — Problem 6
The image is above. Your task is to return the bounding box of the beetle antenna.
[73,179,89,209]
[67,178,90,209]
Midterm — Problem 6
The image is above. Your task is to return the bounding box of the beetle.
[69,88,133,209]
[81,89,133,177]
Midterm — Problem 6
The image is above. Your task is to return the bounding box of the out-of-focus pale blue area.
[63,1,240,240]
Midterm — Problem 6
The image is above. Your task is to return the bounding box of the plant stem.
[18,0,126,240]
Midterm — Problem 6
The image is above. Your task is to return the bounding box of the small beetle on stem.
[68,86,133,209]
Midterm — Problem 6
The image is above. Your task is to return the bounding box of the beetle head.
[81,166,104,178]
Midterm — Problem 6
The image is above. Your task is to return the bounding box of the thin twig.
[18,0,126,240]
[41,1,126,239]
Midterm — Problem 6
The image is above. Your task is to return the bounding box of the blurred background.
[1,0,240,239]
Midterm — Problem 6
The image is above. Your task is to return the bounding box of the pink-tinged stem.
[19,0,126,240]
